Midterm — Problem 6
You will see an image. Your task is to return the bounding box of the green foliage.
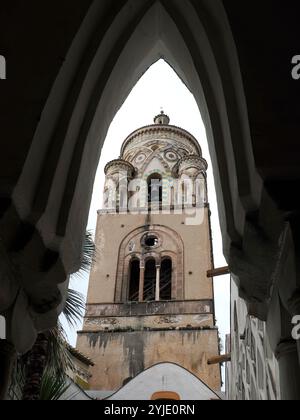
[75,230,96,277]
[63,289,86,329]
[39,372,70,401]
[46,323,76,380]
[8,357,26,400]
[8,231,95,400]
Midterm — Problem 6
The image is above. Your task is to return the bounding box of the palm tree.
[9,231,95,401]
[21,292,85,401]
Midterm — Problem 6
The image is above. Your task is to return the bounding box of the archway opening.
[128,259,140,302]
[148,173,162,205]
[160,258,172,301]
[68,61,230,389]
[144,259,156,302]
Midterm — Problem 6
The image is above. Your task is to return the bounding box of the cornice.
[178,154,208,171]
[120,124,202,157]
[104,159,135,175]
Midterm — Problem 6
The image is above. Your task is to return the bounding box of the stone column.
[170,186,174,209]
[155,265,161,301]
[138,266,145,303]
[192,177,196,207]
[0,340,15,400]
[276,340,300,400]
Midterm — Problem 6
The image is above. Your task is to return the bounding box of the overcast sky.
[65,60,230,367]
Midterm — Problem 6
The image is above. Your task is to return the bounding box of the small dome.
[154,110,170,125]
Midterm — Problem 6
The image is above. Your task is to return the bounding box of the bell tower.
[77,112,221,394]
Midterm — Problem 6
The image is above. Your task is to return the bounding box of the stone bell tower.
[77,112,221,394]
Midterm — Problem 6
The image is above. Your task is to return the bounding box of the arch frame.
[115,224,184,302]
[5,0,283,352]
[13,0,261,271]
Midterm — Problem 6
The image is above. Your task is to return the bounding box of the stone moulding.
[85,300,214,317]
[120,125,203,157]
[104,159,135,177]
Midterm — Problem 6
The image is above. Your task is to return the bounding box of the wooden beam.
[207,354,231,365]
[207,266,230,278]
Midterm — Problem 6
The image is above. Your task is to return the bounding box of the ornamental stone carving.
[104,159,135,179]
[178,155,208,178]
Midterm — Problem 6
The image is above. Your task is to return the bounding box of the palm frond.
[8,356,27,400]
[77,230,96,276]
[9,327,75,399]
[9,231,94,400]
[39,372,70,401]
[46,324,75,379]
[63,289,86,329]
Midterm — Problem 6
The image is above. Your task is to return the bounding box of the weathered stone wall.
[77,328,221,392]
[85,300,213,317]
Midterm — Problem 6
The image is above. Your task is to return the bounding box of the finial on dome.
[154,110,170,125]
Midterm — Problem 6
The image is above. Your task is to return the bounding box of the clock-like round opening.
[145,235,159,247]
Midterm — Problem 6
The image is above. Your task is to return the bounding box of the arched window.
[160,258,172,300]
[128,259,140,301]
[148,174,162,204]
[144,259,156,301]
[182,178,193,206]
[118,185,128,210]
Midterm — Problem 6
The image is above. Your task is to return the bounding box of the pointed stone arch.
[7,0,271,352]
[141,151,171,176]
[14,0,259,267]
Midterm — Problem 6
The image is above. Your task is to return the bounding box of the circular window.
[142,234,160,248]
[145,236,159,247]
